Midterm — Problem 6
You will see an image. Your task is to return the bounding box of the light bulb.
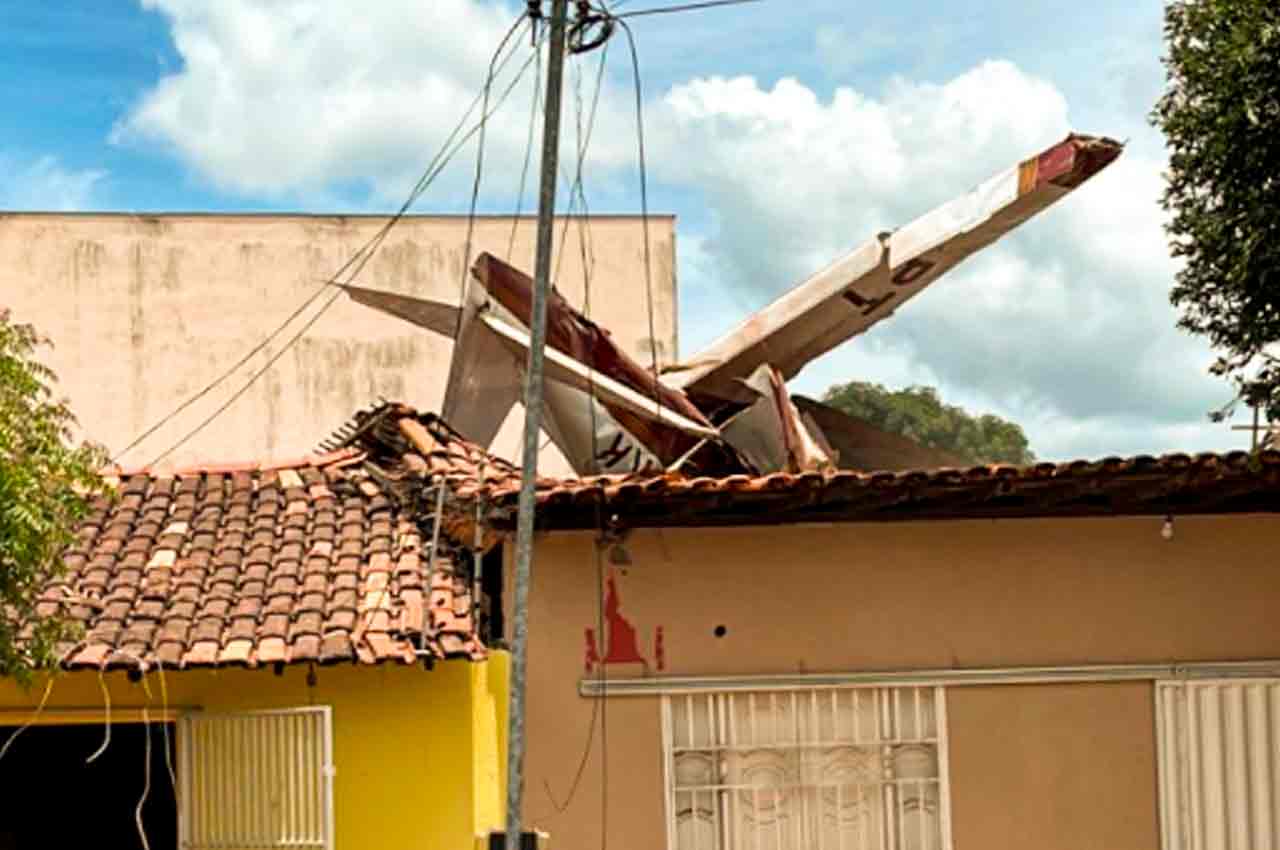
[1161,515,1174,541]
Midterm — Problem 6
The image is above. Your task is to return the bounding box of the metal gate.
[662,686,951,850]
[179,706,335,850]
[1156,680,1280,850]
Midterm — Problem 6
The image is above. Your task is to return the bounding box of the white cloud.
[114,0,575,201]
[0,155,106,211]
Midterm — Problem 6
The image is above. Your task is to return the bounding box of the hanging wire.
[116,11,531,467]
[0,676,54,764]
[85,668,112,763]
[616,19,663,392]
[144,17,544,467]
[460,16,541,335]
[615,0,762,18]
[507,37,544,261]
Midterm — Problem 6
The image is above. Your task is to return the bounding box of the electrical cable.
[616,0,762,18]
[85,667,111,763]
[145,17,543,467]
[460,15,538,335]
[134,667,154,850]
[156,660,178,804]
[0,676,53,764]
[116,12,532,466]
[507,36,544,261]
[617,19,663,395]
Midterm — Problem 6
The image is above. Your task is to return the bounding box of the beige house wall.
[519,514,1280,850]
[0,212,676,472]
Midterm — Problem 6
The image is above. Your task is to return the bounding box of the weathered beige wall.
[0,212,676,471]
[519,514,1280,850]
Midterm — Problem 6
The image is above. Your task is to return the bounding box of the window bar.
[858,780,871,850]
[1269,684,1280,849]
[792,691,803,848]
[232,717,243,846]
[686,694,696,750]
[853,689,861,746]
[248,717,259,843]
[895,774,907,850]
[918,780,927,850]
[315,711,324,842]
[934,689,953,850]
[289,713,301,844]
[892,689,902,743]
[215,717,227,847]
[912,689,922,742]
[714,694,726,850]
[661,698,677,850]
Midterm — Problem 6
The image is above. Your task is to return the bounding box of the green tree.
[822,381,1036,466]
[0,309,106,684]
[1152,0,1280,423]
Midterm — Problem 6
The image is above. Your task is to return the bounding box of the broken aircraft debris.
[342,133,1123,477]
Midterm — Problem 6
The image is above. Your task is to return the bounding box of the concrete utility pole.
[506,1,569,848]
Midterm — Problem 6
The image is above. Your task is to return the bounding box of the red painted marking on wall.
[584,569,668,673]
[584,627,600,674]
[602,572,646,666]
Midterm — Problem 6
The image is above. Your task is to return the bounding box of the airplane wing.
[666,133,1124,404]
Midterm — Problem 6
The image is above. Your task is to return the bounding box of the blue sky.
[0,0,1256,459]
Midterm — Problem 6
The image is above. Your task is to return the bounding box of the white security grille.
[662,687,951,850]
[1157,680,1280,850]
[179,706,335,850]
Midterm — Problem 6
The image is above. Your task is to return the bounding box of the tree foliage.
[1152,0,1280,422]
[822,381,1036,466]
[0,309,106,684]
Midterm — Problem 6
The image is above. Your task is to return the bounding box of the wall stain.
[128,243,148,437]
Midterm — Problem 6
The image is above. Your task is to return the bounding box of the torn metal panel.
[667,133,1123,404]
[791,396,966,471]
[473,253,711,429]
[720,364,832,474]
[479,312,718,440]
[539,381,664,475]
[339,284,461,338]
[440,278,522,449]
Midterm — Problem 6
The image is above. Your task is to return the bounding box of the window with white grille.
[1156,680,1280,850]
[179,706,335,850]
[662,687,952,850]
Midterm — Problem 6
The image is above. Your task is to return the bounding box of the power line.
[617,19,662,385]
[616,0,762,18]
[144,15,541,467]
[115,13,532,466]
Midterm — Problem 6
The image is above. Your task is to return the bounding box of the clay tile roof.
[48,401,1280,670]
[333,402,1280,531]
[56,445,484,673]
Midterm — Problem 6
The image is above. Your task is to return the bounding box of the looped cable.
[569,3,616,54]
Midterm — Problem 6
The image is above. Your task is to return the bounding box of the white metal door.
[1156,680,1280,850]
[179,706,335,850]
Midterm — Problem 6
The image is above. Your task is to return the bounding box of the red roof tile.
[53,449,483,672]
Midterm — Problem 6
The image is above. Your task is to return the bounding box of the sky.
[0,0,1256,460]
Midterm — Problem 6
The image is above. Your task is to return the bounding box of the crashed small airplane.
[342,133,1122,477]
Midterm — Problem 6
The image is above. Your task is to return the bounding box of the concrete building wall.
[518,514,1280,850]
[0,212,677,472]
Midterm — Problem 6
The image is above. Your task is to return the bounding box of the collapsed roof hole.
[714,625,727,638]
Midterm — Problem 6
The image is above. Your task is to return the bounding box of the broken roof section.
[343,133,1123,480]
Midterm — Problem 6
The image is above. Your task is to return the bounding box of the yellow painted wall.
[0,653,511,849]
